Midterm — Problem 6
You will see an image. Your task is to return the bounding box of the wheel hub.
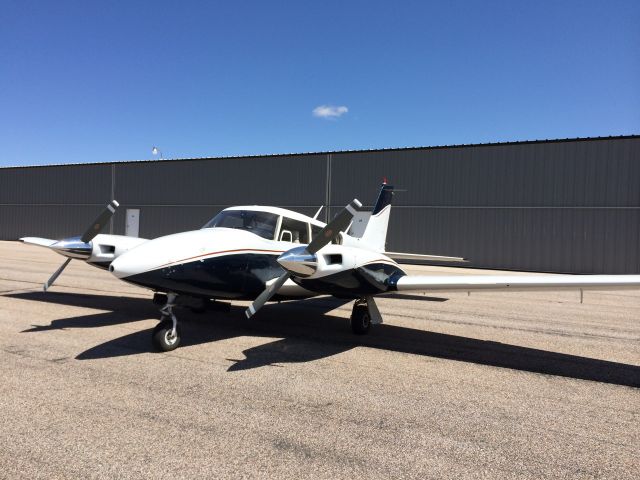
[164,330,178,345]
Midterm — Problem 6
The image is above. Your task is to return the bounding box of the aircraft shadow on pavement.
[8,291,639,388]
[9,291,154,332]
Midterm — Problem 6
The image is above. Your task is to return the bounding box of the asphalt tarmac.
[0,240,638,479]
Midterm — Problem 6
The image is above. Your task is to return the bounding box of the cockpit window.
[202,210,279,240]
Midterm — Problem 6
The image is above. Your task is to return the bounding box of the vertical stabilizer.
[358,183,394,251]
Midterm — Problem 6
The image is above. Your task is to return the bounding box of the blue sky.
[1,0,639,166]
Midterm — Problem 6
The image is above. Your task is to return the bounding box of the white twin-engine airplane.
[21,183,640,352]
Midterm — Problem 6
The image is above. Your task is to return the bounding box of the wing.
[20,237,57,248]
[393,274,640,292]
[385,252,467,263]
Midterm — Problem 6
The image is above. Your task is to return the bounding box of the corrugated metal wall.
[2,137,639,273]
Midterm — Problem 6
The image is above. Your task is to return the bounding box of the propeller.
[41,200,119,291]
[245,199,361,318]
[81,200,119,243]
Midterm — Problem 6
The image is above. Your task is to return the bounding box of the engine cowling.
[277,245,367,280]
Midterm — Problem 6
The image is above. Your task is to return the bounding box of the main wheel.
[350,304,371,335]
[152,319,181,351]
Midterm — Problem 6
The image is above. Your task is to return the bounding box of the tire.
[152,319,181,352]
[350,304,371,335]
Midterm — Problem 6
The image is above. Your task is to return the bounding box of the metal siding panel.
[0,164,112,204]
[329,140,640,209]
[110,205,322,239]
[114,155,326,207]
[0,205,114,240]
[2,137,640,273]
[384,206,640,274]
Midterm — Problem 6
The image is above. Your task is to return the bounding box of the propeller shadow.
[8,291,152,313]
[8,291,154,332]
[8,291,640,388]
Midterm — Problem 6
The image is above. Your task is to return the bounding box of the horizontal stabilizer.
[20,237,57,248]
[386,252,467,263]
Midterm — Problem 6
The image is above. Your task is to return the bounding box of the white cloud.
[312,105,349,119]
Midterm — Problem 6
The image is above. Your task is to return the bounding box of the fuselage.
[109,206,405,300]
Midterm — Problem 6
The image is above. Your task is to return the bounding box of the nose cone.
[277,247,317,277]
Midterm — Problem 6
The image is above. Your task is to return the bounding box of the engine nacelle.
[277,244,387,280]
[87,234,148,266]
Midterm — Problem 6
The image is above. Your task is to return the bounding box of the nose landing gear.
[152,293,182,351]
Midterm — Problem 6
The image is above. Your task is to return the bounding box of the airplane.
[21,182,640,353]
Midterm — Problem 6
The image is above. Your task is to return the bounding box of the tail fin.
[358,183,394,251]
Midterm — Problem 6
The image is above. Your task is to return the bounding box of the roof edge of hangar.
[2,134,639,170]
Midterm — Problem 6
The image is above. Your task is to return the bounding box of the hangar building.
[1,135,639,274]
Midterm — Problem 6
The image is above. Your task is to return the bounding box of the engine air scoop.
[277,247,317,277]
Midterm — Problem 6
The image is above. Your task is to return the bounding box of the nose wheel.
[152,293,182,351]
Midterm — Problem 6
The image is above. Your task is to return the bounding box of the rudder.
[358,182,394,251]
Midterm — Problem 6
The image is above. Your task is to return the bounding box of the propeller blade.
[245,272,290,318]
[43,258,72,291]
[306,199,361,254]
[80,200,120,243]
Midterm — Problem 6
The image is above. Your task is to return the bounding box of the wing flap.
[395,274,640,292]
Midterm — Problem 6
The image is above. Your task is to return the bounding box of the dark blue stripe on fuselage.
[122,255,406,300]
[123,253,285,300]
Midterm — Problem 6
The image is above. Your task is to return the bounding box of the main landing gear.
[350,296,383,335]
[150,292,384,349]
[152,293,182,351]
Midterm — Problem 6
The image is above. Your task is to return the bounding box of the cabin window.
[202,210,279,240]
[280,217,309,243]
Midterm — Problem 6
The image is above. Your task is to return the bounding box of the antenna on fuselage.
[312,205,324,220]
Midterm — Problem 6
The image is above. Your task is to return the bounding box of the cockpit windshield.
[202,210,279,240]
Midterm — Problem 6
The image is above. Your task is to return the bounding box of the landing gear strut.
[350,296,383,335]
[152,293,182,351]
